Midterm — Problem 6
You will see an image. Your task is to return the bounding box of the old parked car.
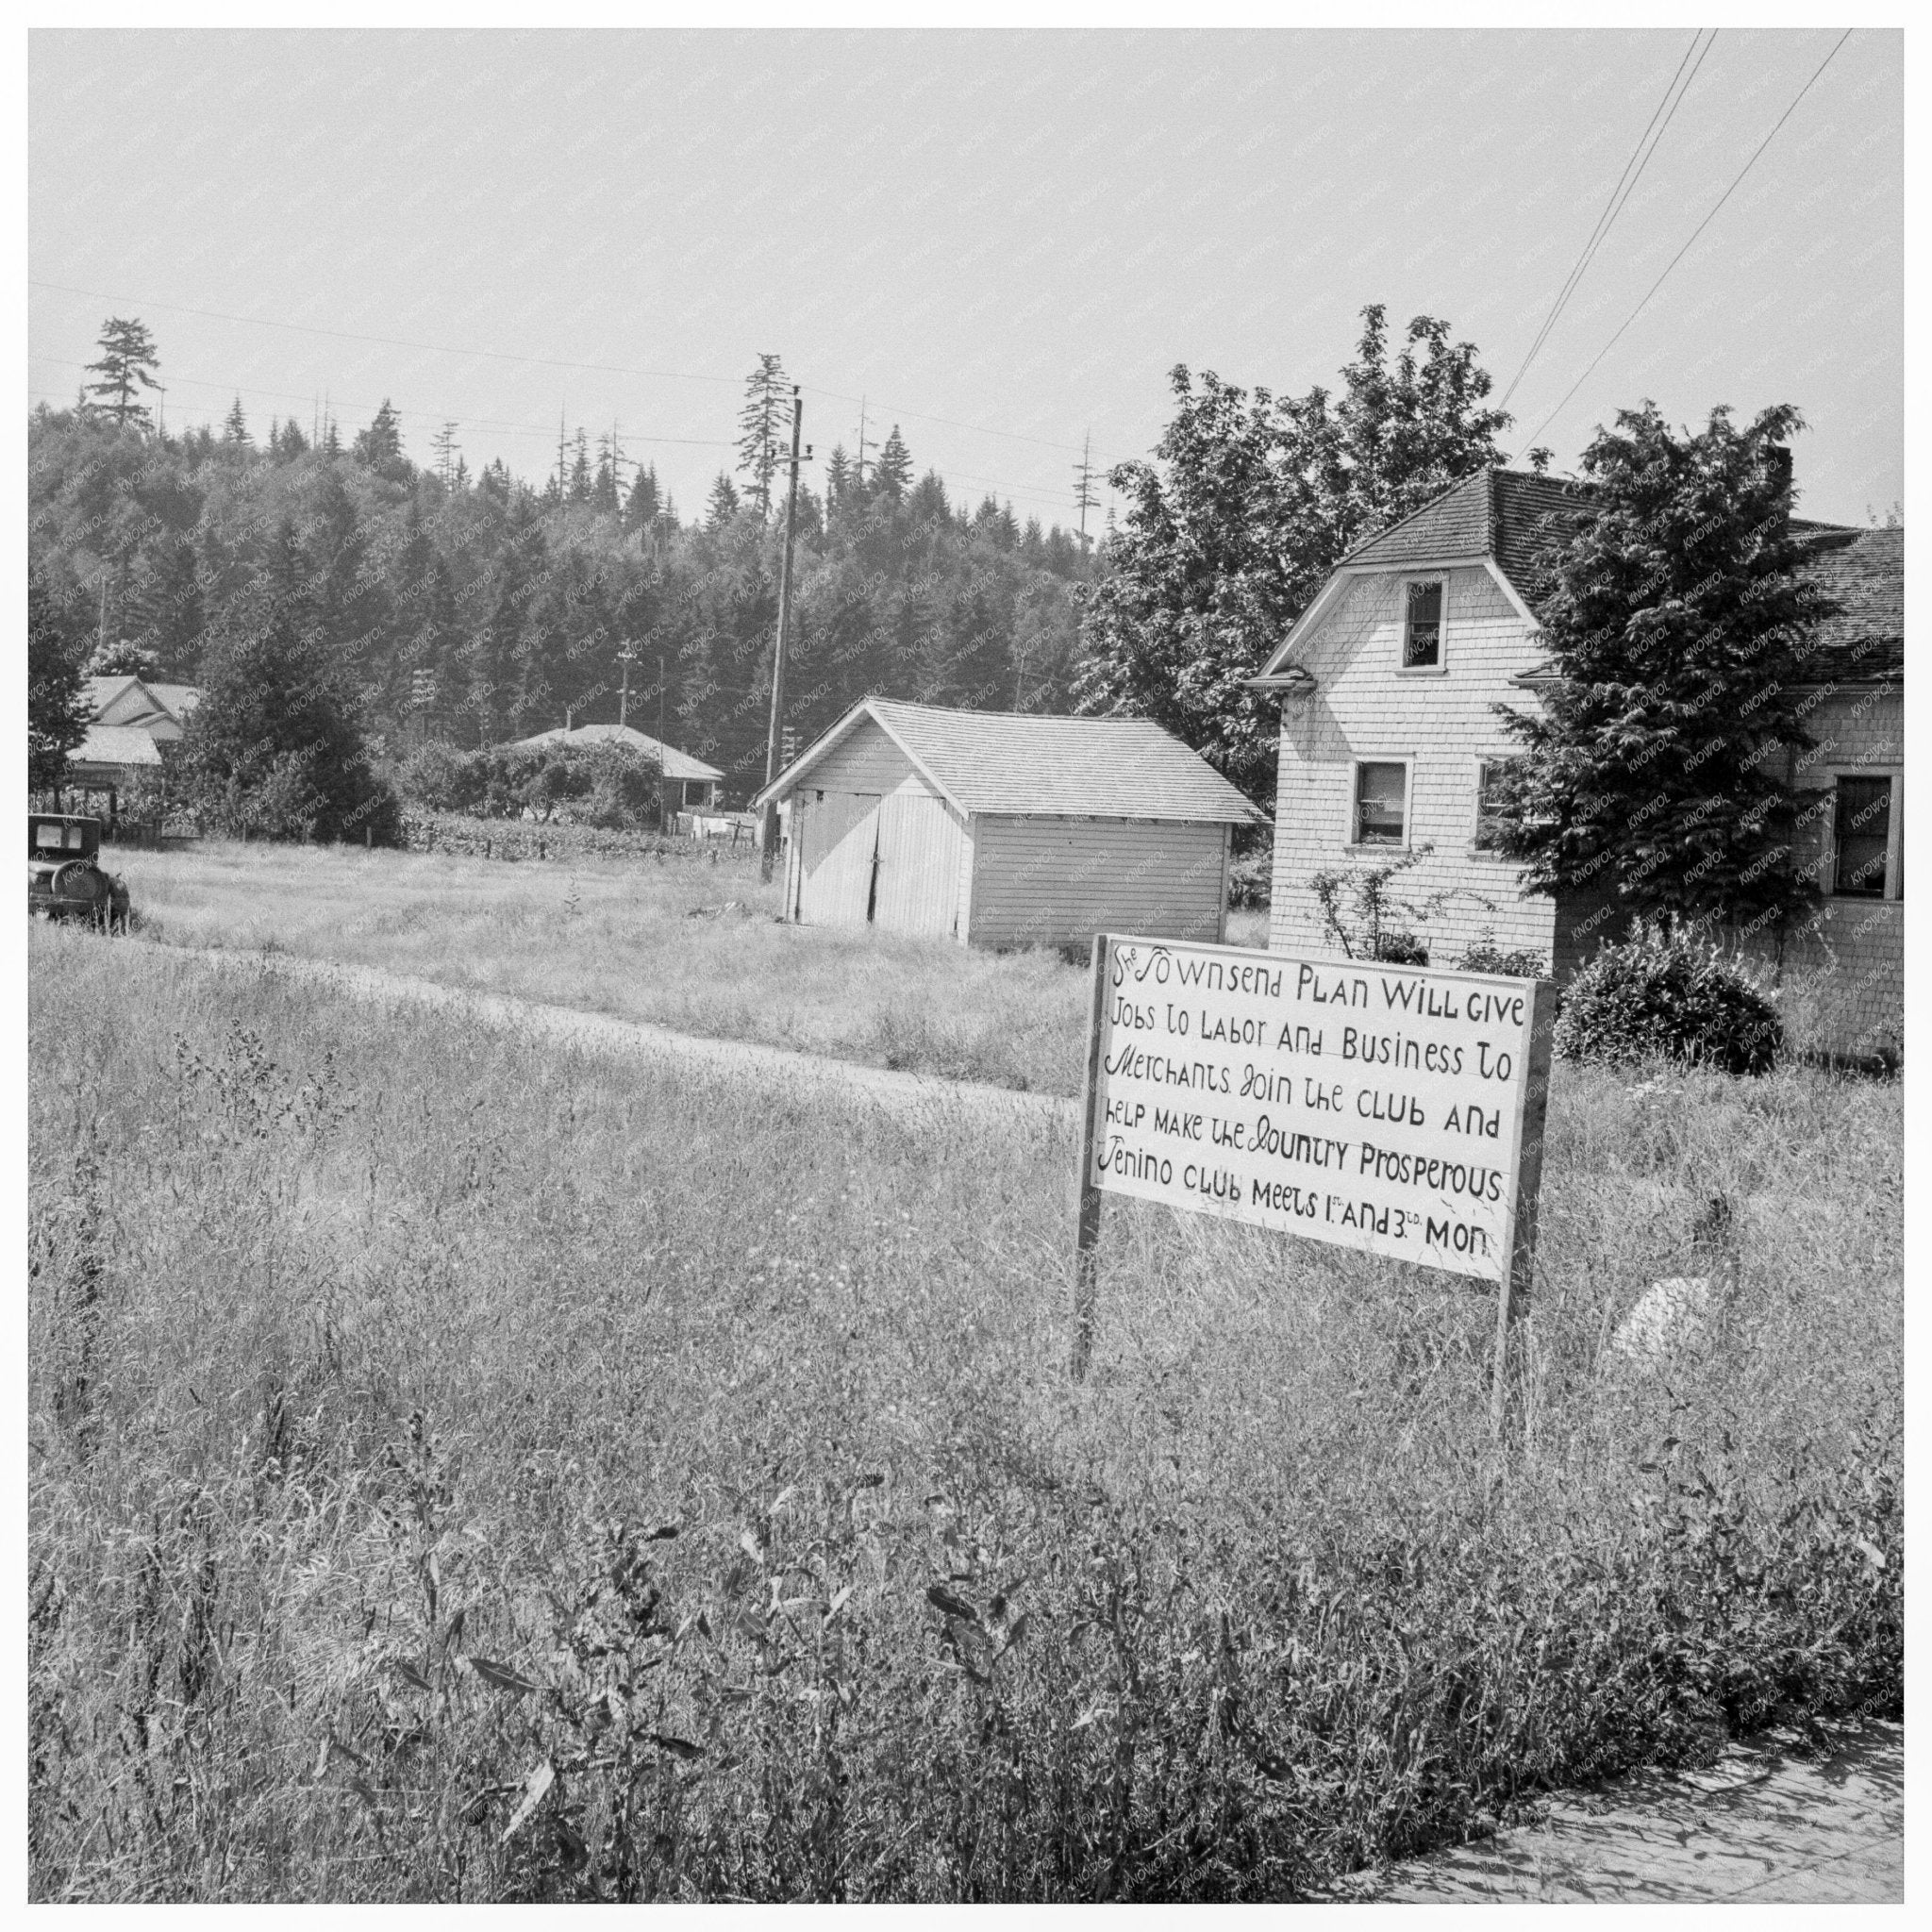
[28,814,131,930]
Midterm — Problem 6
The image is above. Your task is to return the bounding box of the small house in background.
[85,675,201,741]
[753,698,1263,948]
[510,722,726,810]
[55,675,202,819]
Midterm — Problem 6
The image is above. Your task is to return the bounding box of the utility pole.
[761,389,809,881]
[855,394,869,487]
[658,652,670,833]
[617,641,637,730]
[1074,430,1099,553]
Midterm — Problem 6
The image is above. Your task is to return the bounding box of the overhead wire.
[30,358,1093,520]
[29,275,1121,462]
[1512,28,1855,461]
[1497,28,1716,411]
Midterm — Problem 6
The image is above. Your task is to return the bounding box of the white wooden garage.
[753,698,1263,948]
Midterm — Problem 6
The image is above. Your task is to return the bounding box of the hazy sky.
[28,28,1902,528]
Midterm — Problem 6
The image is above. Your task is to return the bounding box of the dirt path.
[1334,1720,1903,1903]
[142,941,1077,1126]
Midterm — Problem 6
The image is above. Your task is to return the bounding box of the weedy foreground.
[28,924,1900,1902]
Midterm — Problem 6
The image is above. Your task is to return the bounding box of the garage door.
[872,793,965,938]
[794,791,880,926]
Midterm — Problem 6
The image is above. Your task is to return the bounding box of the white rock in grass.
[1608,1276,1714,1363]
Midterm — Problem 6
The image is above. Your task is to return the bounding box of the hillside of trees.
[28,352,1097,806]
[32,309,1559,825]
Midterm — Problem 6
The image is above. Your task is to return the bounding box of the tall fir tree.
[737,354,791,517]
[83,317,161,430]
[223,397,252,445]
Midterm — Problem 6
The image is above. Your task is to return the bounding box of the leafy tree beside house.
[28,575,89,797]
[1488,402,1837,941]
[1075,306,1511,805]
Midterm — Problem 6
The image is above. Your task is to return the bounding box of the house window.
[1474,759,1519,852]
[1402,579,1444,669]
[1354,760,1408,845]
[1833,774,1900,899]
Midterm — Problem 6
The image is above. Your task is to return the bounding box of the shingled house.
[1249,467,1902,1058]
[754,697,1263,947]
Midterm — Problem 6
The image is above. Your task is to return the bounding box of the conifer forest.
[29,338,1098,800]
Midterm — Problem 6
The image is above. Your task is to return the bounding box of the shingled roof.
[757,697,1263,824]
[1793,525,1903,675]
[1338,466,1588,592]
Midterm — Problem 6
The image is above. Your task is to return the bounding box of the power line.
[27,375,1091,523]
[30,275,1121,462]
[1498,28,1715,411]
[31,358,737,449]
[799,381,1123,463]
[1512,28,1855,460]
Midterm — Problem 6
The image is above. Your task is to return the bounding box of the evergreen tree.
[706,473,741,530]
[874,425,912,498]
[569,430,593,505]
[125,533,204,675]
[82,317,161,430]
[1490,403,1837,939]
[592,431,623,515]
[625,462,661,529]
[353,399,406,474]
[224,397,252,445]
[307,470,389,695]
[1076,305,1511,802]
[737,353,791,517]
[28,574,89,795]
[824,444,852,515]
[181,593,398,841]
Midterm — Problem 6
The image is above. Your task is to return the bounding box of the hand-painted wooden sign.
[1072,934,1556,1424]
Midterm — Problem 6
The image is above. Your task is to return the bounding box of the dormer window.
[1402,579,1444,670]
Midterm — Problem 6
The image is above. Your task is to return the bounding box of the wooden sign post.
[1071,933,1556,1436]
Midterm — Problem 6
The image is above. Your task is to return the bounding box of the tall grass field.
[110,838,1275,1094]
[27,915,1900,1901]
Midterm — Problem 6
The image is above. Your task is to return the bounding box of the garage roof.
[756,697,1264,824]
